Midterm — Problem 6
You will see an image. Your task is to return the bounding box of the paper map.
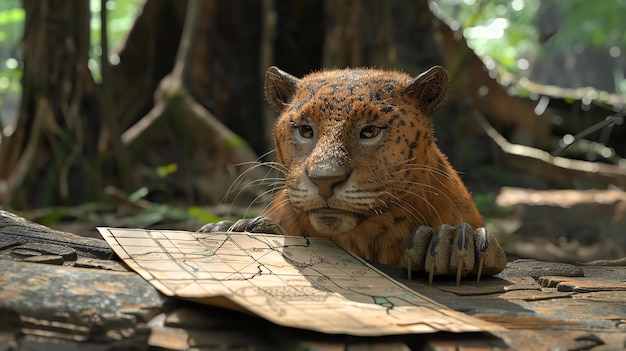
[98,227,501,336]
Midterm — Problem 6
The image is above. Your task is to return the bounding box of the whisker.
[376,198,389,209]
[262,195,291,219]
[386,194,428,225]
[224,162,269,201]
[221,152,289,218]
[229,177,285,194]
[386,156,420,169]
[242,183,286,218]
[383,181,463,224]
[388,164,451,180]
[386,154,453,176]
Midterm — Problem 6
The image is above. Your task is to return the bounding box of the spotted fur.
[264,66,482,267]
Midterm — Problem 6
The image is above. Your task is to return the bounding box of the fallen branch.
[0,210,112,259]
[475,112,626,189]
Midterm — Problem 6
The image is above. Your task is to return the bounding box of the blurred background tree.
[0,0,624,235]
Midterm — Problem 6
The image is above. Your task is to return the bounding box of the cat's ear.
[404,66,449,116]
[265,66,301,112]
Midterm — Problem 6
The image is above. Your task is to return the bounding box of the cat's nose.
[308,173,348,198]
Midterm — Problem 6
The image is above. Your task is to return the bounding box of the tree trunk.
[117,0,266,206]
[0,0,99,208]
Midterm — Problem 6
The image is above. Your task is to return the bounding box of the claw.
[198,220,235,233]
[199,217,289,237]
[415,224,505,285]
[406,256,412,281]
[450,223,475,284]
[456,259,463,286]
[425,224,455,285]
[474,227,488,282]
[473,226,507,278]
[476,256,485,283]
[245,216,265,232]
[424,228,439,285]
[402,226,433,273]
[244,216,287,234]
[228,219,246,232]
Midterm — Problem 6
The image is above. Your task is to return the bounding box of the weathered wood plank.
[538,276,626,292]
[377,259,626,350]
[0,210,112,259]
[0,260,164,345]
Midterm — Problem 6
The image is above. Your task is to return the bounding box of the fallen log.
[0,210,112,260]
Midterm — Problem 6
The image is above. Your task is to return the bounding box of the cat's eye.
[297,125,314,138]
[360,126,382,139]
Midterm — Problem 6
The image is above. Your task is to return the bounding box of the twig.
[551,112,624,156]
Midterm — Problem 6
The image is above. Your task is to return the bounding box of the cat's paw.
[198,216,287,235]
[402,223,507,285]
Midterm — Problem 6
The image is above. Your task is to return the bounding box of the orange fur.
[264,66,482,267]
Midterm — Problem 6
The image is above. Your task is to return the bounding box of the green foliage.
[0,0,23,115]
[477,164,513,185]
[473,191,514,219]
[35,199,225,229]
[187,206,222,223]
[434,0,540,75]
[128,186,150,202]
[550,1,626,50]
[432,0,626,92]
[224,136,250,150]
[473,192,496,213]
[38,208,69,228]
[0,7,23,27]
[0,1,23,49]
[156,163,179,178]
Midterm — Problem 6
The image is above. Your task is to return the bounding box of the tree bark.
[119,0,265,205]
[0,0,99,207]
